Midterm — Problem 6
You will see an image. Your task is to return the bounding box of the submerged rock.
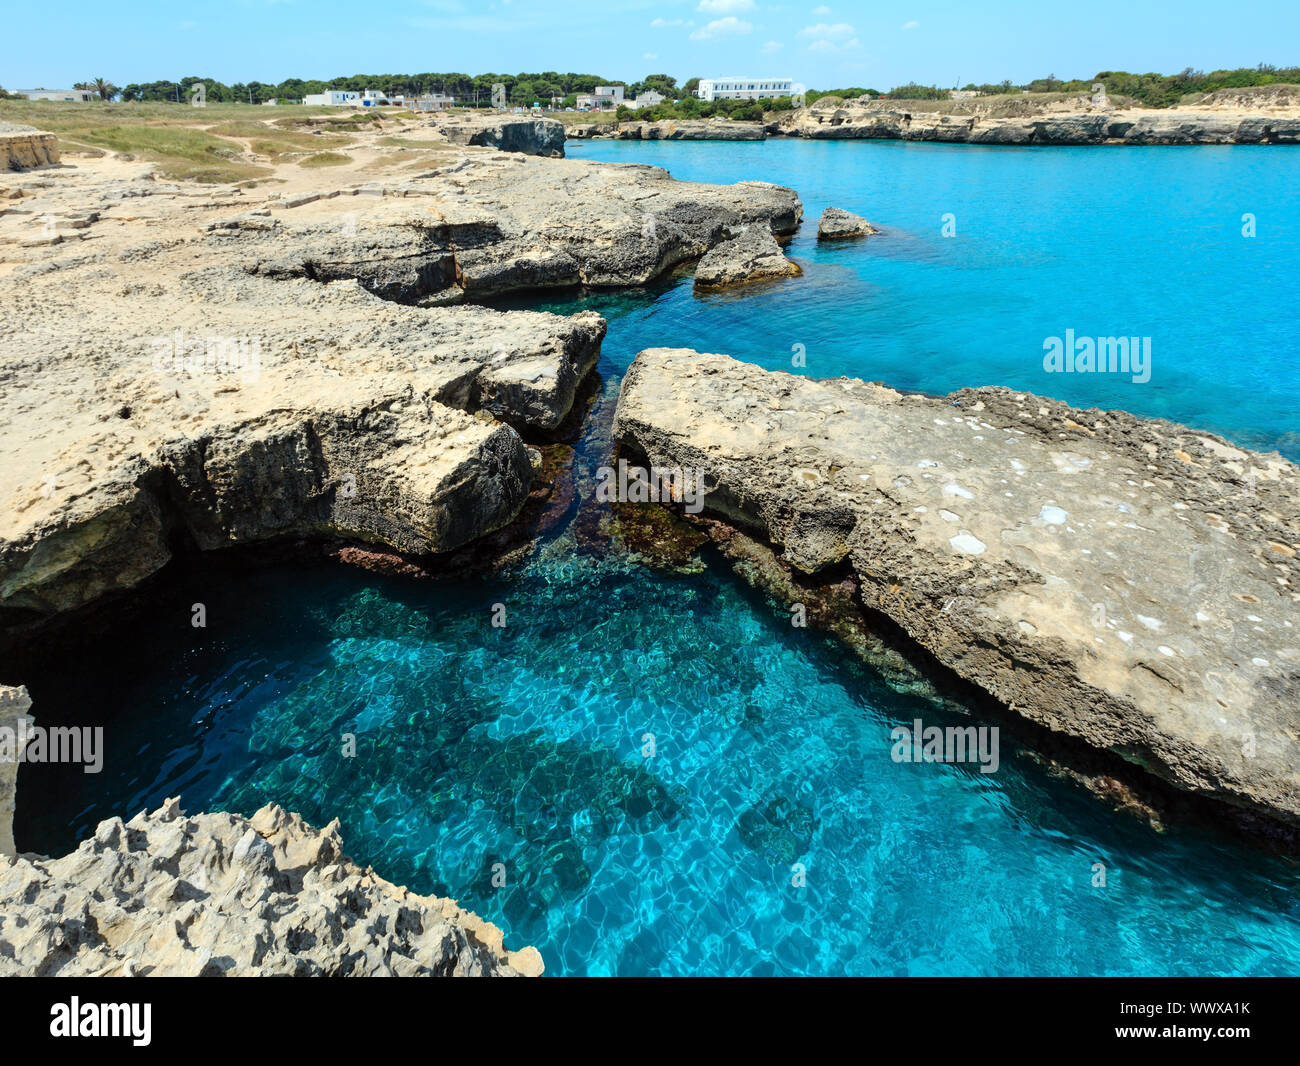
[0,795,542,976]
[693,225,802,290]
[817,207,877,240]
[613,347,1300,830]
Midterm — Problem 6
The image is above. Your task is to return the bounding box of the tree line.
[4,65,1294,111]
[107,72,680,106]
[888,65,1300,107]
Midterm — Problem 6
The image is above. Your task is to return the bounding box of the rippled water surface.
[14,139,1300,975]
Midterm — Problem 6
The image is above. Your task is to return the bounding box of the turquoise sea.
[14,139,1300,975]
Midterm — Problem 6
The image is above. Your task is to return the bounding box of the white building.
[695,78,794,101]
[626,90,666,111]
[303,90,360,106]
[17,89,95,102]
[576,85,626,111]
[408,94,455,112]
[301,89,388,107]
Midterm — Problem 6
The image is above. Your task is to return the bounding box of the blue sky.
[5,0,1297,91]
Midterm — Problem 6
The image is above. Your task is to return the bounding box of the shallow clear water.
[568,138,1300,460]
[14,139,1300,976]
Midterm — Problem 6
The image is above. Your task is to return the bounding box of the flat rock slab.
[0,147,798,636]
[0,795,542,976]
[614,348,1300,826]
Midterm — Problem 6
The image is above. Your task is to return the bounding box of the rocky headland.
[567,94,1300,147]
[613,349,1300,832]
[772,94,1300,144]
[0,137,801,643]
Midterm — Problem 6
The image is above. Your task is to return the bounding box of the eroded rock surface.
[693,225,801,290]
[0,123,60,170]
[613,119,766,141]
[774,99,1300,144]
[429,114,566,157]
[0,685,33,857]
[613,348,1300,826]
[0,797,543,976]
[0,149,800,638]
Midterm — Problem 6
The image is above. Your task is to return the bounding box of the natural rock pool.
[14,138,1300,975]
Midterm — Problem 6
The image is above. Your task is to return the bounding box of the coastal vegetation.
[68,65,1292,112]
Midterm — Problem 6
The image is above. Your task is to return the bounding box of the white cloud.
[643,52,658,59]
[761,40,784,53]
[901,20,920,30]
[697,0,754,11]
[812,4,831,12]
[797,21,856,40]
[651,17,690,27]
[690,16,754,39]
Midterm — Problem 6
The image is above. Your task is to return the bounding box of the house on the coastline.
[302,89,389,107]
[408,94,455,112]
[16,89,95,102]
[303,90,360,106]
[627,90,666,110]
[694,78,794,101]
[577,85,625,111]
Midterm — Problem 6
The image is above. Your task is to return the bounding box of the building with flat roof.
[626,90,666,111]
[408,94,455,112]
[17,89,95,102]
[695,78,794,101]
[303,89,389,107]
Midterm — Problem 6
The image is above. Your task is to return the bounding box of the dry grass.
[298,151,353,168]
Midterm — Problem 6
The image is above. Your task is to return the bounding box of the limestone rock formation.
[0,124,60,170]
[693,225,802,290]
[613,348,1300,827]
[0,686,33,857]
[0,150,800,640]
[429,115,566,157]
[817,207,877,240]
[0,797,543,976]
[565,122,616,139]
[773,101,1300,145]
[613,119,766,141]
